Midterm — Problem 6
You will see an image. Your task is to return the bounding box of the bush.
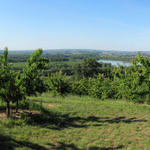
[113,53,150,104]
[117,71,149,103]
[48,71,70,96]
[88,74,115,99]
[71,78,89,96]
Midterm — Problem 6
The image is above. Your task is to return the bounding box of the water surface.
[98,60,130,66]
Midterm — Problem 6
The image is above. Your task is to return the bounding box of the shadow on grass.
[88,145,124,150]
[22,108,92,129]
[48,142,124,150]
[84,116,147,124]
[0,133,124,150]
[0,133,49,150]
[21,106,147,130]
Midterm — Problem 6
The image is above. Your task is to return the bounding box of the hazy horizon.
[1,48,150,52]
[1,0,150,51]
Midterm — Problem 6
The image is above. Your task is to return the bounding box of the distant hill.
[0,49,150,56]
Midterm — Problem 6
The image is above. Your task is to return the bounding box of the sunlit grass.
[1,93,150,149]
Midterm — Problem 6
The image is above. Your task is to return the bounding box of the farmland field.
[1,93,150,150]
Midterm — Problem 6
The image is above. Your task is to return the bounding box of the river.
[98,60,130,66]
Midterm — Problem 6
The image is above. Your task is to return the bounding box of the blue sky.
[0,0,150,51]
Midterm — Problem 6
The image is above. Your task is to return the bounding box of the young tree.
[13,72,25,113]
[48,71,70,96]
[22,48,49,96]
[132,53,150,102]
[0,48,48,117]
[113,53,150,103]
[0,47,24,117]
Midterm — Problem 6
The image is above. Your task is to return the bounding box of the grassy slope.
[1,93,150,150]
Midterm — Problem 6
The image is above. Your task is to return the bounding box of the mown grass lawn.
[1,93,150,150]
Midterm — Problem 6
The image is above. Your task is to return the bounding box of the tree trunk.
[16,100,18,113]
[6,101,10,118]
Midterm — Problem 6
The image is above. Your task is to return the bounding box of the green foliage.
[0,47,24,117]
[48,71,70,96]
[71,78,89,96]
[113,53,150,103]
[22,49,49,96]
[71,53,150,103]
[0,47,8,66]
[77,58,101,78]
[0,48,49,117]
[0,70,16,103]
[88,74,115,99]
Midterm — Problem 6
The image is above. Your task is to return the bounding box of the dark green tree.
[76,58,101,78]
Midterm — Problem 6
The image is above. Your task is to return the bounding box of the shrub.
[48,71,70,96]
[71,78,89,96]
[88,74,115,99]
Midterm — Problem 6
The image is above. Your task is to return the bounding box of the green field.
[1,93,150,150]
[11,61,81,68]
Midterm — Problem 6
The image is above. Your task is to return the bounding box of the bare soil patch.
[47,104,59,108]
[0,112,7,120]
[0,109,41,120]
